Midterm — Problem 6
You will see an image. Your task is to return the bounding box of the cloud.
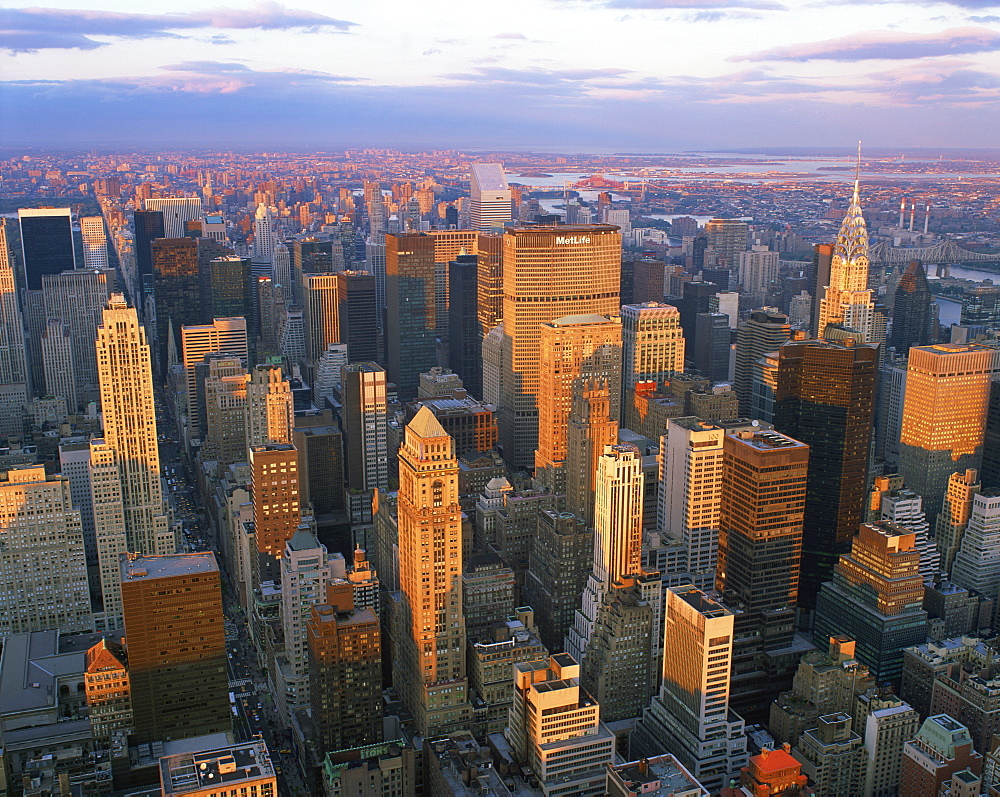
[0,3,356,52]
[493,32,529,39]
[578,0,786,9]
[870,60,1000,104]
[422,48,442,55]
[734,26,1000,61]
[443,66,633,86]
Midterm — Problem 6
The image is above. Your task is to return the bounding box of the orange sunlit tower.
[393,406,472,735]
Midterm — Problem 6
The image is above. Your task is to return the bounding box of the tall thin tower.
[393,406,471,736]
[95,294,173,556]
[817,145,877,343]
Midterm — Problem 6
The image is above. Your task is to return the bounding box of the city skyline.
[2,0,1000,149]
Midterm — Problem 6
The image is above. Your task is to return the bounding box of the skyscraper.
[41,267,115,405]
[392,407,471,736]
[120,552,230,743]
[620,302,685,426]
[631,586,749,793]
[245,363,293,448]
[899,343,1000,517]
[565,379,619,525]
[890,260,933,352]
[773,338,878,608]
[0,466,92,635]
[95,295,173,556]
[248,442,301,582]
[704,217,748,270]
[41,318,75,407]
[498,225,621,467]
[180,317,248,441]
[816,166,877,344]
[145,196,204,239]
[151,237,202,373]
[469,163,512,233]
[813,521,927,682]
[18,208,75,289]
[133,209,165,299]
[253,204,275,263]
[533,314,622,495]
[341,363,389,527]
[733,308,791,417]
[0,220,29,435]
[385,233,437,400]
[206,255,252,325]
[80,216,109,269]
[716,428,809,719]
[738,247,780,304]
[336,270,378,363]
[448,253,481,398]
[301,272,340,378]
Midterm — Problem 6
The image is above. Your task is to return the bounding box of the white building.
[80,216,109,269]
[951,492,1000,600]
[469,164,512,233]
[145,196,203,239]
[254,204,275,263]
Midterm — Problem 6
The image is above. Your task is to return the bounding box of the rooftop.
[160,741,275,795]
[120,552,219,582]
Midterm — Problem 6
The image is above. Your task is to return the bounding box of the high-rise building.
[301,272,340,377]
[620,302,685,426]
[96,295,173,556]
[158,740,278,797]
[717,428,809,720]
[84,638,133,742]
[809,243,833,338]
[860,694,921,797]
[936,469,981,575]
[0,466,92,635]
[307,587,382,753]
[248,443,301,583]
[691,312,730,382]
[0,221,27,436]
[151,237,202,373]
[18,208,75,289]
[704,218,748,270]
[145,196,203,239]
[891,260,933,352]
[507,653,616,797]
[960,284,1000,328]
[341,363,388,527]
[253,204,275,263]
[469,163,512,233]
[534,315,622,495]
[899,343,999,517]
[816,172,877,344]
[448,253,481,398]
[337,270,378,363]
[773,338,878,608]
[41,267,115,405]
[565,379,619,525]
[476,234,503,338]
[80,216,109,269]
[950,491,1000,604]
[392,406,472,736]
[206,255,252,325]
[180,317,248,440]
[385,233,437,400]
[120,552,230,743]
[277,526,336,717]
[133,209,165,299]
[566,443,646,665]
[245,363,293,448]
[498,225,621,467]
[814,521,928,682]
[983,382,1000,491]
[272,241,291,288]
[733,309,791,417]
[631,586,749,794]
[657,417,726,592]
[876,486,940,584]
[791,711,867,796]
[900,715,983,797]
[739,247,780,303]
[41,318,75,407]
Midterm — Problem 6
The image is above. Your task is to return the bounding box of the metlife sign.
[554,236,592,245]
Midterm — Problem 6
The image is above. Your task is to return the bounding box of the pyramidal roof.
[408,404,448,439]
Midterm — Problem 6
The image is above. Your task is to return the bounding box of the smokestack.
[909,203,915,232]
[924,205,930,235]
[899,198,905,228]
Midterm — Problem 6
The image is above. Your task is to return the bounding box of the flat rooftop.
[121,552,219,582]
[160,741,274,795]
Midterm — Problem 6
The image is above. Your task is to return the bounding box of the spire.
[833,142,869,271]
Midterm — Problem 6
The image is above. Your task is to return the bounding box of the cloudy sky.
[2,0,999,151]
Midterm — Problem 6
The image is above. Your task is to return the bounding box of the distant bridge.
[870,239,1000,268]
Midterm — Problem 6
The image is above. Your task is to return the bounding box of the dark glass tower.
[982,380,1000,491]
[18,209,75,289]
[809,243,833,338]
[133,209,165,304]
[890,260,932,352]
[151,238,202,374]
[448,253,481,398]
[337,270,379,363]
[207,255,252,322]
[386,233,438,401]
[774,338,878,610]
